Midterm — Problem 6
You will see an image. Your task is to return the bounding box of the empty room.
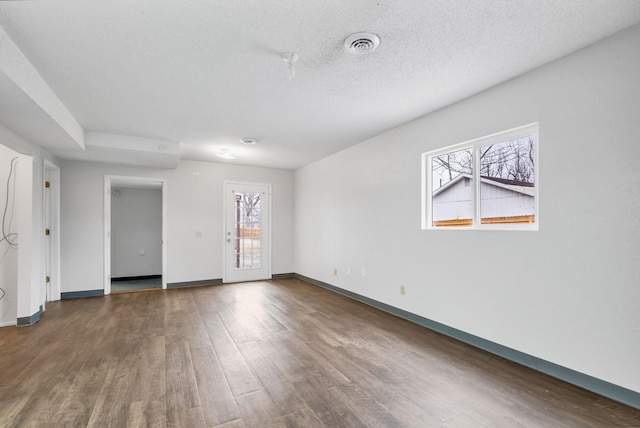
[1,1,639,427]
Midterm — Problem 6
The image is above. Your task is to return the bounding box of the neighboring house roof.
[433,173,535,197]
[480,175,534,188]
[433,173,472,196]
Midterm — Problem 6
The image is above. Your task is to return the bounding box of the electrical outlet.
[333,268,337,276]
[361,268,366,277]
[400,285,406,295]
[346,267,351,275]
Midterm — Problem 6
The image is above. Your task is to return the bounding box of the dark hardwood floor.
[0,278,638,427]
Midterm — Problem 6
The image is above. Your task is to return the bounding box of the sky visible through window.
[431,136,534,191]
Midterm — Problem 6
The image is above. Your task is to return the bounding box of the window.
[422,123,538,230]
[234,192,262,269]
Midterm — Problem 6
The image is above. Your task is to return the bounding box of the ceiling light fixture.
[215,148,236,159]
[240,138,257,145]
[281,52,299,79]
[344,32,380,55]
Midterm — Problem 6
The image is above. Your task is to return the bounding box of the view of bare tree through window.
[430,133,536,227]
[480,137,534,184]
[432,147,473,190]
[234,192,261,269]
[432,137,534,188]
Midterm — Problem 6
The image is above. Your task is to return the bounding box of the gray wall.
[294,25,640,393]
[111,187,162,278]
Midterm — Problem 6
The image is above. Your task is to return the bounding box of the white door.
[43,160,60,302]
[224,182,271,283]
[44,168,51,303]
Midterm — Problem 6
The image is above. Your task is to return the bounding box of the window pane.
[234,192,262,269]
[431,148,473,227]
[479,137,535,224]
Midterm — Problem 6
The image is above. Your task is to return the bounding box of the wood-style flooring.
[0,278,638,427]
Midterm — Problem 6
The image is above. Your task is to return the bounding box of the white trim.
[420,152,428,230]
[0,321,17,327]
[104,175,167,294]
[103,177,111,295]
[422,122,539,231]
[161,182,167,290]
[474,145,481,228]
[43,159,61,302]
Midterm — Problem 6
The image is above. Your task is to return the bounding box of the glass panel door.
[224,182,271,282]
[233,192,262,270]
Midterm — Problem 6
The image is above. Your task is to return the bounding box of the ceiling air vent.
[344,32,380,55]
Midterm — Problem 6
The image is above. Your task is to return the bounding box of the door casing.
[103,175,167,294]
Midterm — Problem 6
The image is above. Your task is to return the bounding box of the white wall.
[0,125,59,324]
[111,188,162,278]
[294,24,640,393]
[61,159,294,292]
[15,153,35,321]
[0,144,20,325]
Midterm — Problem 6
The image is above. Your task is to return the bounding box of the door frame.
[43,159,61,302]
[104,175,167,295]
[223,180,272,283]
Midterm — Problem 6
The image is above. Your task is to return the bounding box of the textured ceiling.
[1,1,640,169]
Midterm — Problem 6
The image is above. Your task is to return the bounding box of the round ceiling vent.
[344,32,380,55]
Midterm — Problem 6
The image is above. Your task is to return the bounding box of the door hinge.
[45,276,50,283]
[45,181,50,188]
[45,229,50,235]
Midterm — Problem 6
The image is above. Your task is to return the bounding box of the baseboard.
[17,306,42,326]
[0,321,16,327]
[272,273,295,279]
[111,274,162,282]
[167,278,222,289]
[294,273,640,410]
[61,289,105,299]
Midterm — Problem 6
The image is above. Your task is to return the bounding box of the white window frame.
[422,123,539,231]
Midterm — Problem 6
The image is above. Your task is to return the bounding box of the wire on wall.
[0,157,19,302]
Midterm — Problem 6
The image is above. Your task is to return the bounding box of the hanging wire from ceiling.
[281,52,299,80]
[0,157,19,302]
[1,157,18,248]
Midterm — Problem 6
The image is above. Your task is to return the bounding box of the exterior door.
[224,182,271,283]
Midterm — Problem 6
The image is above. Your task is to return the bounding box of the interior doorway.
[104,175,166,294]
[223,181,271,283]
